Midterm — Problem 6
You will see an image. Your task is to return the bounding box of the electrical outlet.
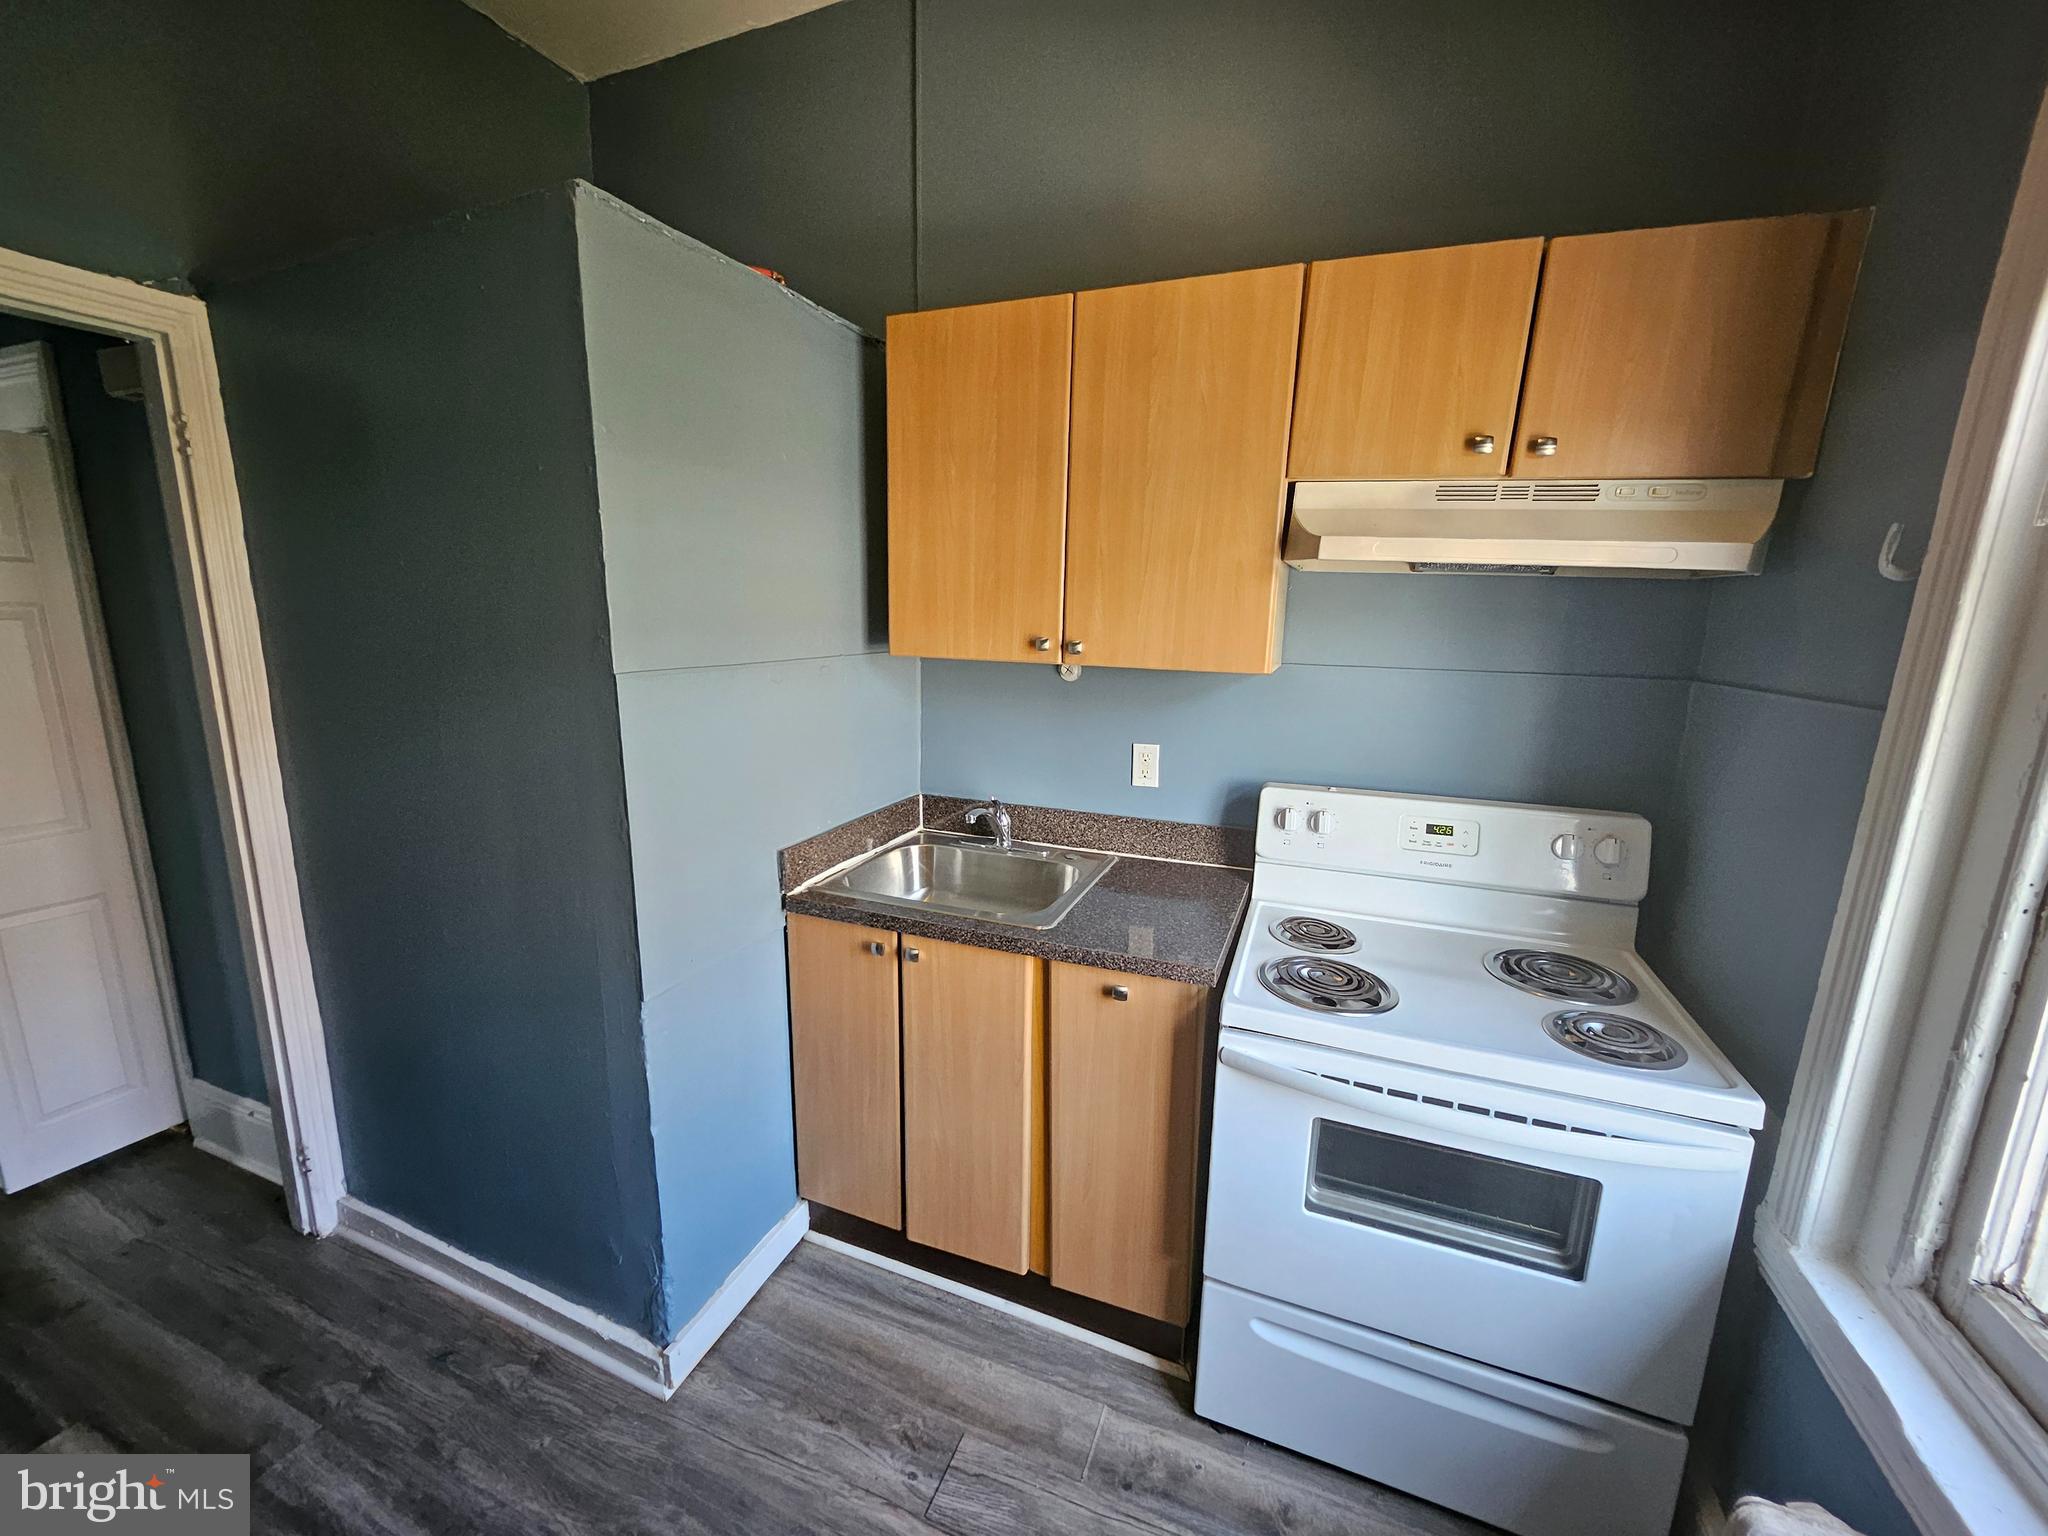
[1132,743,1161,788]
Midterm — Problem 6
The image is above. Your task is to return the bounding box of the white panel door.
[0,430,181,1190]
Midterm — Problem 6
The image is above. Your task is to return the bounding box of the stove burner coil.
[1268,915,1359,953]
[1543,1010,1688,1070]
[1257,955,1397,1015]
[1486,948,1639,1006]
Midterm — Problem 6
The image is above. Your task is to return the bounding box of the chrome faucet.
[966,797,1014,849]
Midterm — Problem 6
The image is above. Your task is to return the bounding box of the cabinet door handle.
[866,940,886,956]
[1106,984,1130,1002]
[1062,639,1086,656]
[1030,635,1052,652]
[904,947,920,962]
[1466,433,1496,454]
[1527,436,1559,457]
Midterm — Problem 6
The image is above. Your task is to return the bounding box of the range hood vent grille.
[1430,481,1602,503]
[1287,478,1784,578]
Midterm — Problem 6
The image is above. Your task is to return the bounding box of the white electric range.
[1195,785,1763,1536]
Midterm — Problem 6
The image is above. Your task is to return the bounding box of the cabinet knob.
[1062,639,1085,656]
[1030,635,1052,652]
[1106,984,1130,1002]
[866,940,886,956]
[1528,436,1559,457]
[904,946,920,962]
[1466,433,1496,455]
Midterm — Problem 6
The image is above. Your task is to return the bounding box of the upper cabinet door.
[1289,238,1544,480]
[886,295,1073,663]
[1511,212,1868,479]
[1065,265,1304,675]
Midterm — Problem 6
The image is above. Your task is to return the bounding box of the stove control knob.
[1275,806,1302,832]
[1549,832,1581,861]
[1308,809,1337,835]
[1593,834,1626,868]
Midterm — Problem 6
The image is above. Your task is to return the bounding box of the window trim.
[1939,914,2048,1433]
[1759,85,2048,1536]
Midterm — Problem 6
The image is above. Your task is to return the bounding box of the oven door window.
[1306,1119,1601,1279]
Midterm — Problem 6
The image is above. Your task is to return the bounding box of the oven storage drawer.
[1194,1280,1686,1536]
[1205,1029,1752,1423]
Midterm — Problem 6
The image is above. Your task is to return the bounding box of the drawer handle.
[904,947,921,962]
[1106,984,1130,1002]
[866,940,886,957]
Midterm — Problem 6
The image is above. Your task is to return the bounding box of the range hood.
[1285,478,1783,577]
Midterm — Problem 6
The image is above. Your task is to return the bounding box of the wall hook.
[1878,522,1921,583]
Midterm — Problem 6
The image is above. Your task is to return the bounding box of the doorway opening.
[0,320,274,1192]
[0,244,340,1233]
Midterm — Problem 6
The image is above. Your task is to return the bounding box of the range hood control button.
[1550,833,1581,861]
[1593,835,1626,868]
[1275,806,1302,832]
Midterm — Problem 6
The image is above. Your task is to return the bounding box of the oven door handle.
[1218,1043,1751,1172]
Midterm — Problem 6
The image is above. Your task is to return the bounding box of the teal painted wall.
[209,188,666,1335]
[575,188,918,1332]
[0,0,588,290]
[591,0,2048,1519]
[2,0,596,1136]
[0,318,268,1102]
[1634,0,2048,1518]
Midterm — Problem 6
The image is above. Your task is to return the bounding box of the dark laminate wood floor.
[0,1139,1490,1535]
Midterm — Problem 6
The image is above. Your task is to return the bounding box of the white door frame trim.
[0,242,342,1233]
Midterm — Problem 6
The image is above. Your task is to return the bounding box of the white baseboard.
[337,1196,677,1397]
[801,1230,1189,1380]
[661,1201,810,1385]
[183,1079,281,1185]
[335,1196,809,1400]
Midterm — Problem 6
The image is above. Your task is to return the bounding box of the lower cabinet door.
[1049,963,1208,1323]
[786,914,902,1229]
[902,936,1047,1273]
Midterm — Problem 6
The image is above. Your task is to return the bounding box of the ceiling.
[462,0,846,81]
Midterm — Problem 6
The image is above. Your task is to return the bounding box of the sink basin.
[812,832,1114,929]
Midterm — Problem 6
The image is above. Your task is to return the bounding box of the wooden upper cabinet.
[1289,238,1544,480]
[886,294,1073,662]
[786,915,902,1230]
[901,937,1047,1274]
[1511,211,1869,479]
[1065,265,1304,675]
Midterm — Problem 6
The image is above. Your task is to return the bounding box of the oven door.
[1204,1028,1753,1424]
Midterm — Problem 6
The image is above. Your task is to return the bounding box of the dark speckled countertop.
[784,855,1249,987]
[779,799,1251,987]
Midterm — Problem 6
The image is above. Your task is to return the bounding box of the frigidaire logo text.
[17,1466,236,1523]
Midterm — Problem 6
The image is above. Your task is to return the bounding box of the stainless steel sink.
[811,832,1114,929]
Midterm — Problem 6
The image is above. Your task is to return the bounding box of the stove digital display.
[1424,822,1456,838]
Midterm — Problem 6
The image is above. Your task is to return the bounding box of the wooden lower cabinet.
[901,936,1048,1274]
[786,914,902,1230]
[787,916,1209,1320]
[1048,962,1208,1324]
